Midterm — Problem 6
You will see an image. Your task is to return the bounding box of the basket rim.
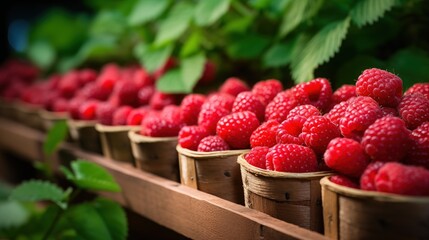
[128,130,178,143]
[176,144,249,159]
[67,119,98,128]
[39,109,69,120]
[320,176,429,203]
[237,153,332,179]
[14,102,41,113]
[95,123,141,132]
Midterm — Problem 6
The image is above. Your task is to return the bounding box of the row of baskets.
[1,101,428,240]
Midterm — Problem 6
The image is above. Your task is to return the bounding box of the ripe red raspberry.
[287,104,321,119]
[324,138,370,177]
[153,57,177,79]
[250,119,279,148]
[161,105,184,124]
[150,92,178,110]
[52,98,69,113]
[137,86,155,105]
[330,175,359,189]
[404,83,429,99]
[141,112,182,137]
[339,96,383,141]
[58,71,79,99]
[265,90,298,123]
[381,107,398,117]
[360,161,385,191]
[198,61,216,85]
[266,144,318,173]
[232,91,265,122]
[216,111,260,149]
[79,100,99,120]
[251,79,283,106]
[178,126,210,151]
[300,116,340,154]
[96,102,116,125]
[180,94,206,125]
[202,93,235,112]
[356,68,402,107]
[361,116,410,162]
[198,105,230,134]
[197,135,230,152]
[93,77,115,101]
[398,93,429,129]
[405,122,429,169]
[68,97,85,120]
[276,116,306,145]
[112,106,133,125]
[132,68,154,88]
[245,146,269,169]
[126,107,149,125]
[325,100,350,127]
[331,84,356,105]
[293,78,332,112]
[115,81,139,107]
[79,69,97,85]
[375,162,429,196]
[219,77,250,96]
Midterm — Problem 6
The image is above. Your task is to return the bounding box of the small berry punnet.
[360,161,385,191]
[197,135,230,152]
[232,91,265,122]
[245,146,269,169]
[219,77,250,97]
[251,79,283,106]
[398,93,429,129]
[216,111,260,149]
[266,144,318,173]
[330,175,359,189]
[250,119,279,148]
[300,116,341,154]
[178,126,210,151]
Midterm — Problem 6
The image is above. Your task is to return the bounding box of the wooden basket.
[237,154,331,232]
[14,102,44,130]
[38,109,69,132]
[129,131,179,181]
[320,176,429,240]
[177,146,248,204]
[0,101,14,119]
[67,119,102,154]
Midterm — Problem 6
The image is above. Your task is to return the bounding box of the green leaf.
[68,160,121,192]
[0,182,12,201]
[27,41,56,70]
[9,180,67,208]
[263,42,294,68]
[44,120,68,155]
[76,36,118,63]
[66,204,112,240]
[222,16,254,34]
[156,69,187,93]
[128,0,170,26]
[154,2,194,46]
[0,201,29,229]
[135,43,173,73]
[180,31,202,57]
[227,33,271,59]
[291,17,351,83]
[91,199,127,240]
[195,0,231,26]
[351,0,396,27]
[181,53,206,91]
[90,11,126,37]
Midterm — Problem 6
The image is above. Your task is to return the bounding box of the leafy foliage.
[351,0,397,27]
[0,201,29,229]
[128,0,170,26]
[9,180,69,208]
[195,0,231,26]
[135,43,173,73]
[44,120,68,155]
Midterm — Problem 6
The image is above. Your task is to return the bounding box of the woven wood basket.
[95,124,140,165]
[14,102,44,130]
[0,101,14,119]
[67,119,102,154]
[237,154,331,232]
[129,131,179,181]
[177,146,248,204]
[38,109,69,132]
[320,176,429,240]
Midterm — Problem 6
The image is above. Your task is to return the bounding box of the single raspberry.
[330,175,359,189]
[356,68,403,107]
[68,97,85,120]
[331,84,356,105]
[161,105,185,128]
[219,77,250,97]
[202,93,235,112]
[300,116,340,154]
[250,119,279,148]
[178,126,210,151]
[405,122,429,169]
[141,112,182,137]
[115,81,139,107]
[79,69,97,85]
[94,75,115,101]
[137,86,155,106]
[360,161,385,191]
[112,106,133,126]
[126,107,149,126]
[251,79,283,106]
[339,96,383,141]
[133,68,154,88]
[180,94,206,125]
[52,98,69,113]
[287,104,321,119]
[58,71,79,99]
[361,116,410,162]
[198,105,230,134]
[266,144,318,173]
[78,100,99,120]
[404,83,429,99]
[197,135,230,152]
[324,138,370,177]
[276,116,306,145]
[325,100,350,127]
[216,111,260,149]
[150,92,178,110]
[375,162,429,196]
[293,78,332,112]
[265,90,299,123]
[96,102,116,125]
[232,91,265,122]
[245,146,269,169]
[398,93,429,129]
[198,61,216,85]
[381,107,398,117]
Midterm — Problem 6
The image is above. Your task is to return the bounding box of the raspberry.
[202,93,235,112]
[300,116,340,154]
[150,92,178,110]
[219,77,250,97]
[112,106,133,125]
[398,93,429,129]
[245,146,269,169]
[141,112,182,137]
[126,107,149,126]
[137,86,155,105]
[161,105,184,125]
[58,71,79,99]
[96,102,116,125]
[198,61,216,85]
[287,104,321,119]
[266,144,318,173]
[133,68,154,88]
[115,81,139,107]
[276,116,306,145]
[216,111,260,149]
[265,90,298,122]
[331,84,356,105]
[361,116,410,162]
[375,162,429,196]
[339,96,383,141]
[381,107,398,117]
[325,100,350,127]
[197,135,230,152]
[68,97,85,120]
[250,119,279,148]
[330,175,359,189]
[404,83,429,99]
[94,75,115,101]
[153,57,177,79]
[79,69,97,85]
[324,138,370,177]
[180,94,206,125]
[198,105,230,134]
[232,91,265,122]
[52,98,69,113]
[360,161,385,191]
[405,122,429,169]
[293,78,332,112]
[356,68,403,107]
[178,126,210,151]
[251,79,283,106]
[79,100,99,120]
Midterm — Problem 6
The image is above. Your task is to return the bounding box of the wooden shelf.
[0,118,327,240]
